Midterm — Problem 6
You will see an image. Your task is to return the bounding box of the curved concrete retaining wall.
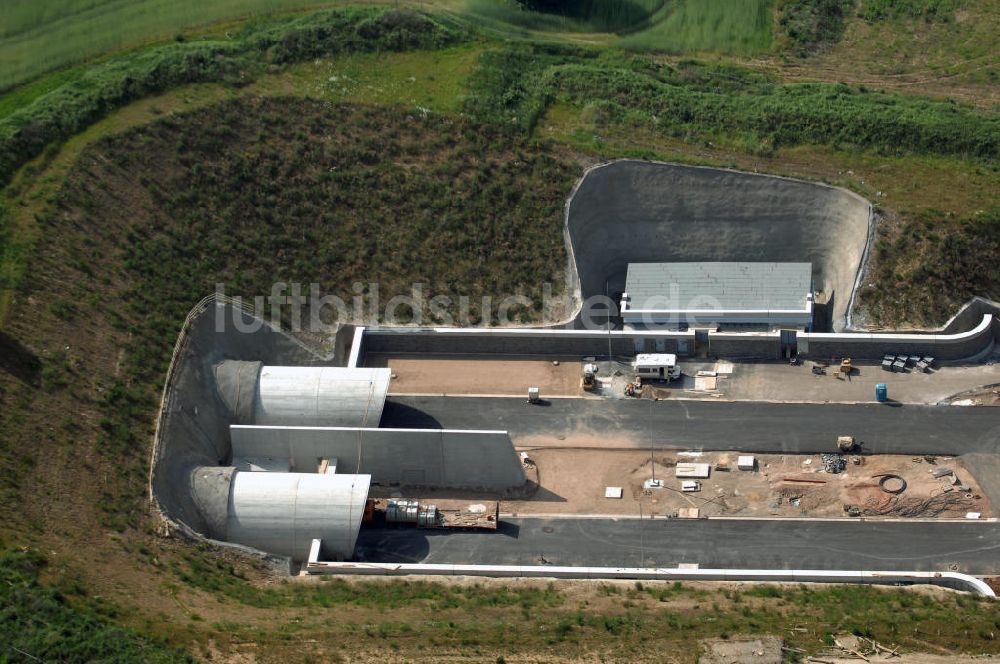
[798,314,997,362]
[564,161,873,331]
[304,560,996,597]
[151,297,342,536]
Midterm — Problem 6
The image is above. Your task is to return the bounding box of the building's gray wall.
[707,334,782,360]
[230,425,526,491]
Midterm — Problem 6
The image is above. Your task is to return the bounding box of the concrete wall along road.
[798,314,997,362]
[362,326,694,359]
[230,425,527,491]
[358,316,996,363]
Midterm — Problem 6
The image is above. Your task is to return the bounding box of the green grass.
[0,545,193,663]
[0,0,767,94]
[620,0,773,54]
[860,206,1000,325]
[0,7,464,185]
[464,42,999,158]
[262,43,482,113]
[777,0,854,55]
[0,5,998,661]
[163,548,1000,658]
[861,0,962,22]
[464,0,664,34]
[0,0,366,92]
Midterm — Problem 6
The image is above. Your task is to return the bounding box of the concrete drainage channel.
[302,543,996,597]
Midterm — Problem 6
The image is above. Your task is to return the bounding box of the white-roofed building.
[620,262,814,329]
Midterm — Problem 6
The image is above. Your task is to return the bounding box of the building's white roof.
[624,262,812,313]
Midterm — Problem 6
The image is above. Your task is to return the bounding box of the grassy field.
[620,0,773,53]
[464,0,665,34]
[1,3,1000,663]
[0,0,370,92]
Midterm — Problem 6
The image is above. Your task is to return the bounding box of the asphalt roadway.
[376,397,1000,574]
[355,517,1000,575]
[383,396,1000,455]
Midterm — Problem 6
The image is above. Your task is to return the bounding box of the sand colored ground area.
[370,354,1000,406]
[699,634,1000,664]
[500,448,992,520]
[367,354,589,397]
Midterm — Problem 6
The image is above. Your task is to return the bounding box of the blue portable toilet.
[875,383,888,402]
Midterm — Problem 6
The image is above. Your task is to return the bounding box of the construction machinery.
[581,362,599,391]
[374,498,499,530]
[839,357,853,376]
[837,435,860,453]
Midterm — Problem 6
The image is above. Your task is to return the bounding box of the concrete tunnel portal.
[152,161,909,567]
[155,348,526,562]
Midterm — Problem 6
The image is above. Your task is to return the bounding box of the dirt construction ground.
[502,448,993,520]
[366,354,589,396]
[366,354,1000,404]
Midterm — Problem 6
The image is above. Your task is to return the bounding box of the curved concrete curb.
[304,560,996,597]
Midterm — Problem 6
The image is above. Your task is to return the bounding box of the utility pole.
[649,398,656,484]
[605,278,613,362]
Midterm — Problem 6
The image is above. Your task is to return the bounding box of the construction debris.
[875,474,907,495]
[863,492,971,517]
[820,454,847,474]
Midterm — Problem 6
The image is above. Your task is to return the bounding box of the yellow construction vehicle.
[840,357,853,376]
[837,435,859,453]
[581,363,599,391]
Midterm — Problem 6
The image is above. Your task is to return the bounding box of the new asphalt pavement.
[375,397,1000,574]
[382,396,1000,455]
[355,517,1000,574]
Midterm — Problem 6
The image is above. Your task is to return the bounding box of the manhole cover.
[542,526,554,533]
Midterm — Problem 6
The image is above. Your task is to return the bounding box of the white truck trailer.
[633,353,681,381]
